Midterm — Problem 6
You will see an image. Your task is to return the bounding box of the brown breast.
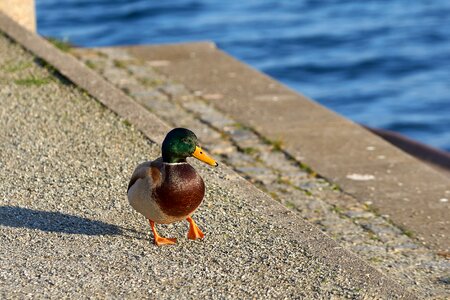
[154,163,205,217]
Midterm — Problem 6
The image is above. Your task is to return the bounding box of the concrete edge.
[0,12,416,298]
[366,126,450,176]
[113,40,218,53]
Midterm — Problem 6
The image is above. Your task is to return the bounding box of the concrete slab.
[0,13,415,298]
[120,43,450,251]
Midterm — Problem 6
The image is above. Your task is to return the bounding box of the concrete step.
[0,12,429,299]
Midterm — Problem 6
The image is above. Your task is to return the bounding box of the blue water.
[36,1,450,151]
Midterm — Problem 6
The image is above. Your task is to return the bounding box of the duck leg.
[148,220,177,246]
[186,216,205,240]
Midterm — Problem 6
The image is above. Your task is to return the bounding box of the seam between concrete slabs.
[0,13,416,298]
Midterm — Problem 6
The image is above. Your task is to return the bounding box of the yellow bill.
[192,146,218,167]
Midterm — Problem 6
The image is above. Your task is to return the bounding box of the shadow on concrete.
[0,205,121,235]
[33,57,73,86]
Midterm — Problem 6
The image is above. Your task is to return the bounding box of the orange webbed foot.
[186,216,205,240]
[154,236,177,246]
[149,219,177,246]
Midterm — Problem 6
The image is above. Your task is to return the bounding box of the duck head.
[161,128,218,166]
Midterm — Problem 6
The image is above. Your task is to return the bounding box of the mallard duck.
[127,128,218,246]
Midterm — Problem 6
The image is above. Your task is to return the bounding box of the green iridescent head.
[161,128,218,166]
[161,128,197,163]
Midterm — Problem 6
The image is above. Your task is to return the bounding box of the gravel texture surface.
[70,47,450,299]
[0,34,414,299]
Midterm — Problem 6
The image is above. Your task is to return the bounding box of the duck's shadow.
[0,205,146,239]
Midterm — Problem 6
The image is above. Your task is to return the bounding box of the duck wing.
[127,157,163,192]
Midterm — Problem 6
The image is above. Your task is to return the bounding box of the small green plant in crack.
[14,76,51,86]
[398,226,415,238]
[277,187,289,194]
[290,183,313,196]
[270,139,283,151]
[254,183,268,193]
[85,60,97,69]
[46,37,72,52]
[369,256,383,263]
[218,131,229,140]
[368,232,382,242]
[276,176,291,185]
[269,191,280,201]
[242,147,258,155]
[331,183,342,191]
[140,77,163,87]
[88,97,108,111]
[376,208,417,239]
[364,203,380,215]
[95,51,108,58]
[297,162,314,174]
[285,202,296,209]
[122,119,132,127]
[113,59,128,69]
[3,60,32,73]
[261,136,283,151]
[231,122,249,130]
[330,205,343,214]
[303,189,313,196]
